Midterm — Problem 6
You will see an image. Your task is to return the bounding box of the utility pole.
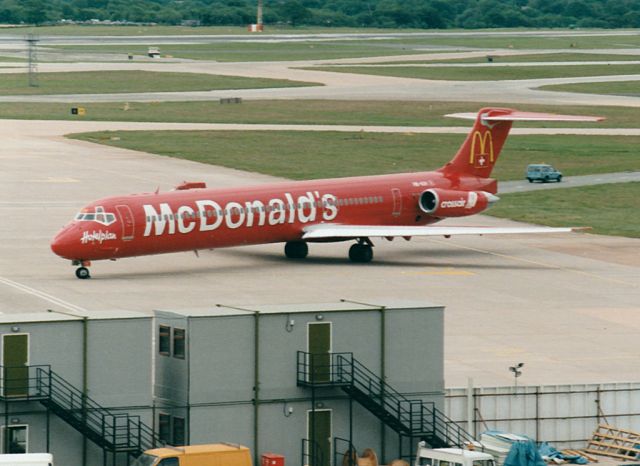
[257,0,264,30]
[26,34,39,87]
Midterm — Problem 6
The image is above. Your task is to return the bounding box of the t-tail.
[440,107,604,178]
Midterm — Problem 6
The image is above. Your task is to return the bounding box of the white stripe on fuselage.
[143,192,338,237]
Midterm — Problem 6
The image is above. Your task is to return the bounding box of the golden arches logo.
[469,130,494,168]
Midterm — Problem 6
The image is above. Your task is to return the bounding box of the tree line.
[3,0,640,29]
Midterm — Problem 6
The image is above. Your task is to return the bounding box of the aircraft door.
[391,188,402,217]
[116,204,135,241]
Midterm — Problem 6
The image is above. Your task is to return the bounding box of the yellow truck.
[132,443,252,466]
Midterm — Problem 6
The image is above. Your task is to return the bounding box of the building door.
[308,409,331,466]
[391,188,402,217]
[116,204,135,241]
[308,322,331,383]
[2,425,27,453]
[2,334,29,397]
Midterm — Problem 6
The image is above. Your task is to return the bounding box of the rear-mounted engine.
[419,188,498,217]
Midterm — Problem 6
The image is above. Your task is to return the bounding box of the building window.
[173,417,186,445]
[3,425,27,453]
[158,413,171,444]
[159,325,170,356]
[173,328,186,359]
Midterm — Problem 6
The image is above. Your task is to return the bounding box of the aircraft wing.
[302,224,578,240]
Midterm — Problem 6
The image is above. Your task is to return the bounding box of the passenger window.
[419,458,432,466]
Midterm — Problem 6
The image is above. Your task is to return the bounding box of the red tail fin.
[440,107,604,178]
[440,107,514,178]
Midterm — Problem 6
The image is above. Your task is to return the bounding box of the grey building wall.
[154,302,444,465]
[0,313,153,466]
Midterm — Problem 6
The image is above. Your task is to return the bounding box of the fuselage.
[50,169,496,262]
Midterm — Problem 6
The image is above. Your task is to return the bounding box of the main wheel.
[527,178,533,183]
[349,244,373,263]
[284,241,308,259]
[75,267,91,279]
[557,175,562,182]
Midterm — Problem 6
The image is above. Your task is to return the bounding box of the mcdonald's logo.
[469,130,494,168]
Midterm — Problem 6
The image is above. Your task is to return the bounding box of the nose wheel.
[72,260,92,279]
[75,267,91,279]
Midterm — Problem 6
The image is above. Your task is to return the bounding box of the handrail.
[1,364,162,453]
[297,352,475,448]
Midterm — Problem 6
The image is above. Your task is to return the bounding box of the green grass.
[488,182,640,238]
[50,40,428,62]
[307,63,640,81]
[2,101,638,128]
[68,130,640,237]
[4,25,438,36]
[0,71,317,95]
[539,80,640,97]
[377,52,640,64]
[67,130,640,181]
[392,34,640,50]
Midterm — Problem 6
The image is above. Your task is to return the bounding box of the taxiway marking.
[0,276,89,314]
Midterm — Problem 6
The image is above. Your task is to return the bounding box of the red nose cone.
[51,228,76,260]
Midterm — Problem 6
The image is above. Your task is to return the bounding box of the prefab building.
[153,300,450,466]
[0,301,450,466]
[0,311,156,466]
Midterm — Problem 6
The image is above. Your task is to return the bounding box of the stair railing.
[0,364,162,455]
[296,352,475,448]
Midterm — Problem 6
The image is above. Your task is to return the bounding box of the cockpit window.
[75,206,116,226]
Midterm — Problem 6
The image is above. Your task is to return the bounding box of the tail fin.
[440,107,604,178]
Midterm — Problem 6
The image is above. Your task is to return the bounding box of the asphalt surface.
[0,31,639,388]
[1,119,638,388]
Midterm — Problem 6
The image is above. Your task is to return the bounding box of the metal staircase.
[1,365,161,458]
[297,352,474,449]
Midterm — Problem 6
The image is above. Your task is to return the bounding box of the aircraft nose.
[51,227,77,259]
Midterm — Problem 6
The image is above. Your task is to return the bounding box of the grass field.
[0,71,316,95]
[68,130,640,181]
[3,101,638,128]
[50,41,429,62]
[489,182,640,238]
[539,80,640,97]
[307,63,640,81]
[4,25,434,36]
[376,52,640,64]
[69,129,640,237]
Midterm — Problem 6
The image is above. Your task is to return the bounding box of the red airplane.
[51,108,602,279]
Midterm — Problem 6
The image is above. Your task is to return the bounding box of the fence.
[445,382,640,449]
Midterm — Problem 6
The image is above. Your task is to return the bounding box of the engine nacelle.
[419,188,497,217]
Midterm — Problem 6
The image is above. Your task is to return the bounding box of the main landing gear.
[72,260,91,279]
[284,241,309,259]
[349,239,373,263]
[284,239,374,263]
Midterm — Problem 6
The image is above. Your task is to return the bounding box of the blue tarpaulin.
[504,440,547,466]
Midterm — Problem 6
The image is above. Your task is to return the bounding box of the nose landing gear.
[72,260,92,279]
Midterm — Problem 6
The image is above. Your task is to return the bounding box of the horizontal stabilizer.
[303,224,581,240]
[446,110,604,122]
